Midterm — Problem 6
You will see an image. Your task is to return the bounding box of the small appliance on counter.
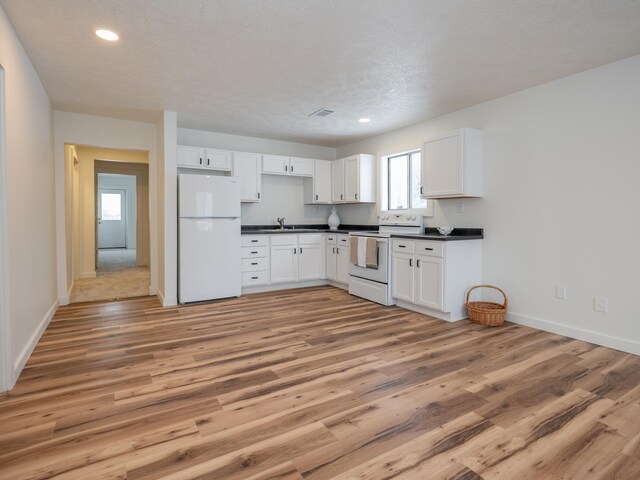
[178,174,241,303]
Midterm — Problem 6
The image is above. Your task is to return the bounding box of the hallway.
[69,249,150,303]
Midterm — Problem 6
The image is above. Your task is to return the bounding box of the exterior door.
[98,188,126,248]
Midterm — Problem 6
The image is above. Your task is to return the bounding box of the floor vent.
[308,108,335,117]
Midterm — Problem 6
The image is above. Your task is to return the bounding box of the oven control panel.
[379,212,423,228]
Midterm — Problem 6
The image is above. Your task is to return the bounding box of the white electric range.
[348,213,424,305]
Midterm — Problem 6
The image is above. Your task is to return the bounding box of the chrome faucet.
[277,217,286,230]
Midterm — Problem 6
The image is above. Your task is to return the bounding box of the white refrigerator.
[179,174,241,303]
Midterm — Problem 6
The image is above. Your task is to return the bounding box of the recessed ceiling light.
[95,29,119,41]
[359,117,370,123]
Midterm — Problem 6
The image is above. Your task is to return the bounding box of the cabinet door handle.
[284,164,288,172]
[251,276,258,280]
[340,194,343,200]
[409,258,413,267]
[251,239,258,243]
[291,165,294,172]
[332,247,336,253]
[416,259,421,267]
[398,245,406,248]
[315,194,318,200]
[251,251,258,254]
[299,248,303,254]
[199,157,203,165]
[207,158,210,166]
[424,247,433,251]
[336,247,339,254]
[293,247,297,254]
[355,193,358,200]
[257,192,261,199]
[251,262,258,265]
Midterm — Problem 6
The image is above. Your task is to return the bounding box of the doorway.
[66,146,151,303]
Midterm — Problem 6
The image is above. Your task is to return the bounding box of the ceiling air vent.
[308,108,335,117]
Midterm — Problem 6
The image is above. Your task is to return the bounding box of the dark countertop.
[241,225,483,241]
[241,224,377,235]
[390,227,483,242]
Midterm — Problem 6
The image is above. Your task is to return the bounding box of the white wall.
[97,174,137,249]
[158,111,178,306]
[178,127,337,226]
[0,5,56,390]
[242,175,332,226]
[54,111,159,300]
[338,55,640,354]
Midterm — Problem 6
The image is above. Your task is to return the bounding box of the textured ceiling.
[2,0,640,147]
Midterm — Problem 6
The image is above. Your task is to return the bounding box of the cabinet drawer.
[241,257,269,271]
[326,234,337,245]
[338,235,350,246]
[298,233,324,245]
[242,271,269,286]
[241,235,269,247]
[242,246,268,258]
[416,241,444,257]
[392,239,416,254]
[270,234,297,246]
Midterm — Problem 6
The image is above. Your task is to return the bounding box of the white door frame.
[0,65,13,391]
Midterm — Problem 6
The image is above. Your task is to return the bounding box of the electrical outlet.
[457,201,464,213]
[556,285,567,300]
[594,297,608,313]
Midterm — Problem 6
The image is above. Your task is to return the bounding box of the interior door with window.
[98,188,126,248]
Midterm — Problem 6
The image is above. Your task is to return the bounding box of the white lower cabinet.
[241,236,270,286]
[270,234,325,284]
[270,244,298,284]
[326,234,350,285]
[391,238,481,321]
[415,256,444,310]
[391,252,415,303]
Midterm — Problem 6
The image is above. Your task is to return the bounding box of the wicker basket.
[465,285,508,326]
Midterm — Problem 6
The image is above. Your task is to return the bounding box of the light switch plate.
[594,297,608,313]
[556,285,566,299]
[457,201,464,213]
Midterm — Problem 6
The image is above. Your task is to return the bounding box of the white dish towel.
[357,237,367,267]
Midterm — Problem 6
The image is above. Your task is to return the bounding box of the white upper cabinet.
[304,160,332,204]
[177,145,204,168]
[332,158,345,202]
[205,149,232,171]
[289,157,314,177]
[262,154,290,175]
[420,128,484,198]
[232,152,262,203]
[177,145,232,171]
[332,154,376,203]
[263,155,314,177]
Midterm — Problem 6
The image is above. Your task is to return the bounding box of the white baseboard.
[242,279,329,295]
[59,282,74,306]
[12,300,58,387]
[395,300,461,322]
[157,289,177,307]
[163,297,178,307]
[79,271,96,279]
[507,311,640,356]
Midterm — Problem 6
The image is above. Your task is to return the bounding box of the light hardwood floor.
[1,286,639,479]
